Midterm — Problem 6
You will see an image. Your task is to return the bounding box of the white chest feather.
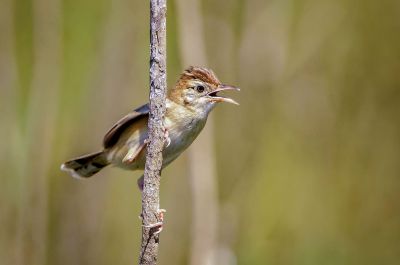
[162,101,207,165]
[109,100,209,170]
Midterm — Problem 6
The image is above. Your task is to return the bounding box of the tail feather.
[61,151,109,179]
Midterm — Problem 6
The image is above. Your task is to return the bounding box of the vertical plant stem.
[175,0,219,264]
[139,0,167,264]
[17,0,61,264]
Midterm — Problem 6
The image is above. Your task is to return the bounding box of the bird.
[61,66,239,189]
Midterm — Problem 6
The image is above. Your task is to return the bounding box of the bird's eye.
[196,85,205,93]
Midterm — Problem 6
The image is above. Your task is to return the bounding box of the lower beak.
[207,84,240,105]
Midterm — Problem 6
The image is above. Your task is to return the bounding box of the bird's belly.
[111,116,206,171]
[162,116,205,165]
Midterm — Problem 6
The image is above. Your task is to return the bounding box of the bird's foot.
[143,127,169,147]
[142,209,166,235]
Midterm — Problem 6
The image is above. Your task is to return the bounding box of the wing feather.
[103,104,149,148]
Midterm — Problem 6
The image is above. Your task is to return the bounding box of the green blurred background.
[1,0,400,264]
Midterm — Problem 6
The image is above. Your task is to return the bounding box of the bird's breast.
[108,102,208,170]
[162,110,207,165]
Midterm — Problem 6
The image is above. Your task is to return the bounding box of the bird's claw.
[142,209,166,235]
[143,128,170,147]
[144,221,164,235]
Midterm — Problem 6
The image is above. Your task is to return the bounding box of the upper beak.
[207,84,240,105]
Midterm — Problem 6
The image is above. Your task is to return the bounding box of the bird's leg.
[137,125,168,234]
[137,176,165,234]
[142,209,166,235]
[143,125,170,148]
[137,175,144,191]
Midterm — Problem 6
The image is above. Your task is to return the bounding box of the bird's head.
[168,66,239,114]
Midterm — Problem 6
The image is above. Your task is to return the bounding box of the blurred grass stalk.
[0,0,18,262]
[2,0,62,264]
[175,0,220,264]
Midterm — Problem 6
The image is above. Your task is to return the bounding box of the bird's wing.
[103,104,149,148]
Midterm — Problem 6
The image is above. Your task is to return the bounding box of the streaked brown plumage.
[61,66,239,188]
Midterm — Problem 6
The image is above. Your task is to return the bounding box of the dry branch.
[138,0,167,264]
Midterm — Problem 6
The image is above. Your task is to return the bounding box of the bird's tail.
[61,151,109,179]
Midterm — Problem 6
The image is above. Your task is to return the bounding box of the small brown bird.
[61,66,239,188]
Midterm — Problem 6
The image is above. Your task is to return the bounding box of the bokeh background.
[1,0,400,264]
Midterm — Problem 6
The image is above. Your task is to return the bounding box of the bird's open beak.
[207,84,240,105]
